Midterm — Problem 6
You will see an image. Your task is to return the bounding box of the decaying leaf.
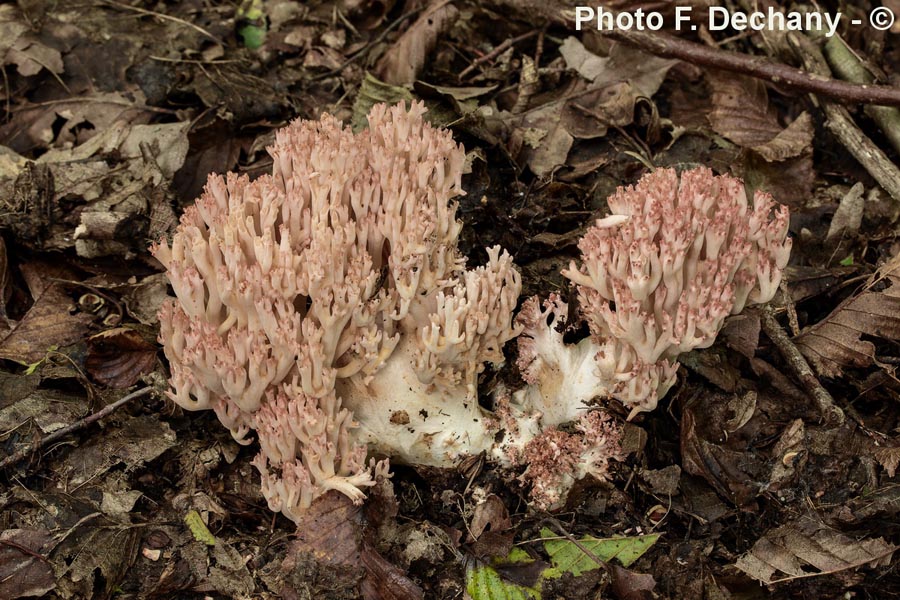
[466,529,658,599]
[735,514,896,584]
[503,39,674,177]
[610,563,656,600]
[466,548,542,600]
[0,388,88,436]
[0,262,93,365]
[283,492,423,600]
[55,524,141,599]
[795,254,900,377]
[0,5,63,78]
[874,446,900,478]
[0,119,190,256]
[825,182,866,243]
[470,494,512,540]
[56,414,177,487]
[559,37,676,97]
[374,1,458,85]
[185,510,217,546]
[86,327,157,388]
[0,529,56,599]
[708,74,812,161]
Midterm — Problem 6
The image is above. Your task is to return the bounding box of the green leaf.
[238,24,266,49]
[541,527,659,577]
[185,510,216,546]
[237,0,264,20]
[839,254,854,266]
[466,563,540,600]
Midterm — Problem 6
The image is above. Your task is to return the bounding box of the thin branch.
[97,0,223,46]
[759,307,845,426]
[0,386,154,472]
[598,27,900,107]
[459,30,539,79]
[788,32,900,202]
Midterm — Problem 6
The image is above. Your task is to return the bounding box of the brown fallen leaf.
[610,563,656,600]
[284,492,423,600]
[0,529,56,599]
[825,182,866,244]
[0,262,93,365]
[503,39,675,177]
[680,391,767,506]
[735,513,896,584]
[375,1,458,85]
[795,253,900,378]
[469,494,512,541]
[0,6,63,78]
[708,74,813,161]
[874,446,900,478]
[559,36,676,97]
[86,327,158,388]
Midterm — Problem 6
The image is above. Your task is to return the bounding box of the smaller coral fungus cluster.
[523,168,792,419]
[153,102,791,521]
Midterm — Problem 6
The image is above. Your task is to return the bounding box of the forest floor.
[2,1,900,598]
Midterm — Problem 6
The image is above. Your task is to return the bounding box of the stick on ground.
[0,386,154,472]
[760,307,845,426]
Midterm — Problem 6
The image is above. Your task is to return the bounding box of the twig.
[0,386,153,471]
[309,7,423,82]
[597,27,900,107]
[97,0,223,46]
[816,32,900,155]
[779,279,800,337]
[759,306,845,426]
[459,30,539,79]
[787,33,900,202]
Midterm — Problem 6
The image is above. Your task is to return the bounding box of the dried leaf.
[375,1,458,85]
[709,74,782,147]
[874,446,900,478]
[0,6,63,78]
[0,264,93,364]
[0,529,56,599]
[0,388,88,435]
[55,524,141,599]
[86,327,157,388]
[359,542,425,600]
[610,563,656,600]
[735,514,897,584]
[709,74,813,162]
[825,182,865,243]
[57,414,177,487]
[559,37,676,97]
[470,495,512,541]
[795,254,900,377]
[752,112,814,162]
[514,102,574,177]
